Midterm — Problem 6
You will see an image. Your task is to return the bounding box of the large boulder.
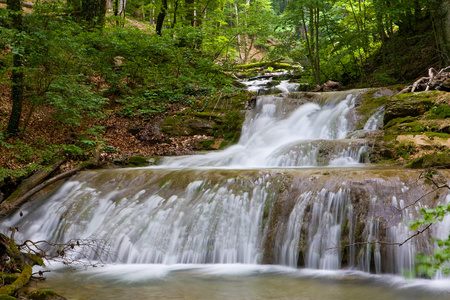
[383,92,434,124]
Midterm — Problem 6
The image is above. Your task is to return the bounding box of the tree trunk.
[5,0,24,137]
[171,0,178,28]
[185,0,195,26]
[435,0,450,65]
[314,8,320,85]
[155,0,167,35]
[81,0,108,28]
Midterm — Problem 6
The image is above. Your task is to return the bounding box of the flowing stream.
[4,79,450,299]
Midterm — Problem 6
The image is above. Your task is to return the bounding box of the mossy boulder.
[406,152,450,168]
[162,115,215,136]
[383,92,438,124]
[127,156,149,167]
[161,91,250,148]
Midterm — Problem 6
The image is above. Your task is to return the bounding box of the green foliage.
[46,76,108,126]
[61,144,87,160]
[1,3,239,133]
[12,141,35,163]
[410,202,450,278]
[101,145,119,154]
[395,142,415,159]
[273,0,441,85]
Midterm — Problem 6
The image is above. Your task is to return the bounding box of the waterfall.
[3,89,450,279]
[161,91,368,168]
[363,106,385,130]
[5,168,449,275]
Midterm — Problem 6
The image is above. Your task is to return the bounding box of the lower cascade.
[3,90,450,297]
[7,168,448,275]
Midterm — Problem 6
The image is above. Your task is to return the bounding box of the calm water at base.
[33,264,450,300]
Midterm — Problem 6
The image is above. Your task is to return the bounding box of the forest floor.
[0,80,210,174]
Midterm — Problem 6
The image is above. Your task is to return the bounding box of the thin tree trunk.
[6,0,24,137]
[314,8,320,85]
[171,0,178,28]
[185,0,195,26]
[235,4,242,61]
[156,0,167,35]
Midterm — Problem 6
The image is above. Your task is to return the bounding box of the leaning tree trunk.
[5,0,24,137]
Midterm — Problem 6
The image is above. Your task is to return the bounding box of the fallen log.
[4,160,64,203]
[0,158,98,219]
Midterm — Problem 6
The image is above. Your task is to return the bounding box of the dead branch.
[411,77,429,92]
[0,229,44,296]
[17,237,114,268]
[399,223,434,246]
[410,66,450,92]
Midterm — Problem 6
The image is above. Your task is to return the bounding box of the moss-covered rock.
[406,152,450,168]
[383,91,439,124]
[127,156,149,167]
[161,91,250,148]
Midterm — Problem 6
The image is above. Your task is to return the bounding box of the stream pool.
[33,264,450,300]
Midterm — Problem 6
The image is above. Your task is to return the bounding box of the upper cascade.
[161,87,375,168]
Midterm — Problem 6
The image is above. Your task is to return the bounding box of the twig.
[399,223,434,246]
[393,170,450,212]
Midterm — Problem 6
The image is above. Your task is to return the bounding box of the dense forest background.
[1,0,450,193]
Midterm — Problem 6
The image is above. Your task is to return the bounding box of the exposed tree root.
[399,66,450,94]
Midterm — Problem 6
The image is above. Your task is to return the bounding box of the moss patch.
[162,91,249,148]
[406,152,450,169]
[199,139,215,149]
[127,156,148,167]
[29,289,67,300]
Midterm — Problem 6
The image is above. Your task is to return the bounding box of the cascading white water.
[305,189,351,270]
[8,172,278,264]
[3,81,450,296]
[364,106,385,130]
[162,92,368,168]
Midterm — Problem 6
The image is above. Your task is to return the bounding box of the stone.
[311,81,342,92]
